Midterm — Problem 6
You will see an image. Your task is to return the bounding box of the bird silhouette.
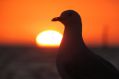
[52,10,119,79]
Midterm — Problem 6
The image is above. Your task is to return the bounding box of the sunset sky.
[0,0,119,46]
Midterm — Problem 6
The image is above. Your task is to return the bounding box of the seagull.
[52,10,119,79]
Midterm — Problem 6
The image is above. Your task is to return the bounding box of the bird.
[52,10,119,79]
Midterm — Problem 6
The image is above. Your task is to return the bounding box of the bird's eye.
[67,13,73,16]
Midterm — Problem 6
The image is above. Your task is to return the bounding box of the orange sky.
[0,0,119,46]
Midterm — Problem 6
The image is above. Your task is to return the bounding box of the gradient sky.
[0,0,119,46]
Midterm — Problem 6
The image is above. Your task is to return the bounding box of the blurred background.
[0,0,119,79]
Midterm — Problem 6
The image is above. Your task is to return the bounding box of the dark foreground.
[0,45,119,79]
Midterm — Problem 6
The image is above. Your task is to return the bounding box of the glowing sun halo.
[36,30,63,47]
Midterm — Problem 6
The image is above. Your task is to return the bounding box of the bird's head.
[52,10,82,27]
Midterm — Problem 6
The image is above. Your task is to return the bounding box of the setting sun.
[36,30,63,47]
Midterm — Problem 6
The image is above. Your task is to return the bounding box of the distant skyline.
[0,0,119,46]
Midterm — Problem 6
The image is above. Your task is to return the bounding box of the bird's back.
[57,45,119,79]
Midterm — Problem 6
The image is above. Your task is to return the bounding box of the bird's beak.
[52,17,61,21]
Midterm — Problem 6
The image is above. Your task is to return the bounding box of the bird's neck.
[58,23,87,63]
[60,23,85,50]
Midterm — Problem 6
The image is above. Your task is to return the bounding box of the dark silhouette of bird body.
[52,10,119,79]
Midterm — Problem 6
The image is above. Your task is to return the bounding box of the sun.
[36,30,63,47]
